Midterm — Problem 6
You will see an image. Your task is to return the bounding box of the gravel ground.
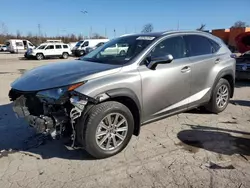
[0,53,250,188]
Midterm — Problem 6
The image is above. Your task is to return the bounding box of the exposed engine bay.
[8,88,97,147]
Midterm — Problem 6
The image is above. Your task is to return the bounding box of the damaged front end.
[9,83,97,146]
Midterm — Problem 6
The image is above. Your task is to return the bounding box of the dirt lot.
[0,53,250,188]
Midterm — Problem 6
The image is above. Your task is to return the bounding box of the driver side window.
[151,36,187,60]
[46,45,54,50]
[82,41,89,47]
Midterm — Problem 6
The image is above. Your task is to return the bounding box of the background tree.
[1,22,8,35]
[197,24,206,31]
[231,21,248,28]
[16,30,21,39]
[91,33,106,39]
[141,23,154,33]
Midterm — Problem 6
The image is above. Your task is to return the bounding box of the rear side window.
[208,39,221,53]
[55,45,62,49]
[63,45,68,49]
[184,35,213,56]
[16,42,23,47]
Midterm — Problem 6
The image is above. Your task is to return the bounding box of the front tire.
[36,53,44,60]
[79,50,85,57]
[206,78,231,113]
[76,101,134,159]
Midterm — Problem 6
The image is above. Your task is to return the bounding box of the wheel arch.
[101,88,142,136]
[212,69,235,98]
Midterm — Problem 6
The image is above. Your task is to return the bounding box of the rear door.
[183,34,220,106]
[55,44,63,56]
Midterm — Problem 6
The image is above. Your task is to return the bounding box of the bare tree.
[16,30,21,39]
[0,22,8,35]
[197,24,206,31]
[77,34,83,41]
[91,33,106,39]
[141,23,154,33]
[231,21,248,28]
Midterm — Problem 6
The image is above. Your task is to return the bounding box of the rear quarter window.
[184,35,213,56]
[208,39,221,53]
[63,45,68,49]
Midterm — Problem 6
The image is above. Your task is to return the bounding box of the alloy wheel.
[95,113,128,151]
[216,84,229,108]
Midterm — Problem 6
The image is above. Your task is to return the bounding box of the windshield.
[80,35,156,65]
[37,45,46,49]
[76,41,84,47]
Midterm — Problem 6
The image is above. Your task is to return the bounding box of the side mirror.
[147,54,173,70]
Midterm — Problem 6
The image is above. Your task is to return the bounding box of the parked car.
[85,42,106,54]
[0,45,7,51]
[100,43,128,56]
[235,51,250,80]
[25,42,72,60]
[5,39,35,53]
[72,39,109,56]
[9,31,235,159]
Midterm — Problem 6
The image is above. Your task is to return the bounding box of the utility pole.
[89,26,92,38]
[105,27,107,38]
[38,24,41,43]
[114,29,116,38]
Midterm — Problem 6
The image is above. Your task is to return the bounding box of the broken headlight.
[36,82,85,102]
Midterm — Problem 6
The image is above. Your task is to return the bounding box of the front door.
[44,45,55,57]
[138,36,192,122]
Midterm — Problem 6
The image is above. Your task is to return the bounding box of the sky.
[0,0,249,38]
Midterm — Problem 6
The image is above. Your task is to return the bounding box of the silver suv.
[9,31,235,159]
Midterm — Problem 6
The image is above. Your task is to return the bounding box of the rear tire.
[36,53,44,60]
[62,52,69,59]
[76,101,134,159]
[205,78,231,113]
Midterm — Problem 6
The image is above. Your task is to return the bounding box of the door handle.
[215,58,220,64]
[181,66,191,73]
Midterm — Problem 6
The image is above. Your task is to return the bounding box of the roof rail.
[46,39,62,43]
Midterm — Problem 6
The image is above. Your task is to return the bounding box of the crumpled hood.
[11,60,122,91]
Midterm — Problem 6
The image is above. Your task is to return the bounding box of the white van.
[72,39,109,56]
[5,39,36,53]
